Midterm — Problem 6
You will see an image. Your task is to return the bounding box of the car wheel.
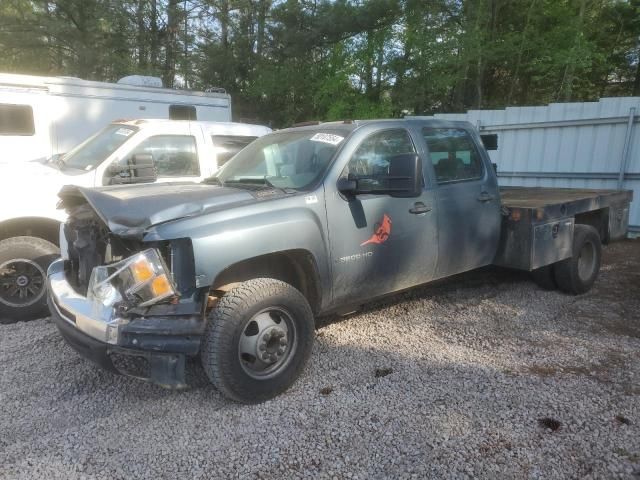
[201,278,315,403]
[553,224,601,295]
[0,236,59,323]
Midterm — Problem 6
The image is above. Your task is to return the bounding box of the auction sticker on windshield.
[310,133,344,145]
[115,128,135,137]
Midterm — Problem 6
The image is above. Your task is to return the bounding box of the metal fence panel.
[428,97,640,233]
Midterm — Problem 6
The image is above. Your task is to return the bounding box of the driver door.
[325,127,439,306]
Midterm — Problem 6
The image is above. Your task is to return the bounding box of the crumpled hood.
[60,182,258,238]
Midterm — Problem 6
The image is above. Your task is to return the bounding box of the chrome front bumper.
[46,259,127,345]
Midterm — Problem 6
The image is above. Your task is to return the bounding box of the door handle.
[477,192,495,202]
[409,202,432,214]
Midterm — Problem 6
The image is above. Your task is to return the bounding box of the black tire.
[0,236,60,323]
[531,264,557,290]
[201,278,315,403]
[553,224,601,295]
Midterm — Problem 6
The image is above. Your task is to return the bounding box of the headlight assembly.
[87,249,177,311]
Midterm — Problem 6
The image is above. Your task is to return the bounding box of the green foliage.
[1,0,639,126]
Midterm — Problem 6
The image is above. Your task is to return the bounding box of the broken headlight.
[87,249,177,310]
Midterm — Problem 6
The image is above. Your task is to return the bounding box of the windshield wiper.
[53,155,65,170]
[225,176,276,188]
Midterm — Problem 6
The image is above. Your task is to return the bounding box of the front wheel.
[0,236,60,323]
[200,278,315,403]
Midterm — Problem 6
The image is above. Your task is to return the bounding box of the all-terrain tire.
[553,224,601,295]
[200,278,315,403]
[531,264,557,290]
[0,236,60,323]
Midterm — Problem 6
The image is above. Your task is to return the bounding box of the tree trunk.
[256,0,269,58]
[150,0,160,72]
[633,46,640,96]
[364,30,374,97]
[219,0,229,50]
[163,0,180,88]
[508,0,536,105]
[474,1,484,108]
[560,0,586,101]
[136,0,148,70]
[183,0,189,88]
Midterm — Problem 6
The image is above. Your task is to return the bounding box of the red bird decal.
[361,213,392,246]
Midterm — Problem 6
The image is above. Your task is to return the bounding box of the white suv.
[0,119,270,321]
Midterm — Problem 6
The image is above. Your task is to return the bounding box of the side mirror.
[337,177,357,196]
[107,153,158,185]
[481,134,498,151]
[386,153,423,198]
[337,153,423,199]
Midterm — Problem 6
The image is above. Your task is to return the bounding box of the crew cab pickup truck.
[47,119,633,403]
[0,119,270,321]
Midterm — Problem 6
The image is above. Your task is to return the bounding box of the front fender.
[144,192,332,308]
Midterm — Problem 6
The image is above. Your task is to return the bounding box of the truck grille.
[64,215,109,296]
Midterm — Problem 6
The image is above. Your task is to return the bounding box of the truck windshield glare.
[215,130,342,190]
[60,124,139,170]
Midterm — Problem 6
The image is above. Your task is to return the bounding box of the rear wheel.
[0,236,59,323]
[201,278,315,403]
[554,224,601,295]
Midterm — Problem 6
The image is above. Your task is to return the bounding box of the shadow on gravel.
[1,241,639,479]
[316,265,530,330]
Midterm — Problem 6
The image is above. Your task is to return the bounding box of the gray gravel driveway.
[1,240,639,479]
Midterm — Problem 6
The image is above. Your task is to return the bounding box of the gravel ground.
[1,239,639,480]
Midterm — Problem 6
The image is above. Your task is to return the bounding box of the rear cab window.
[211,135,258,167]
[169,105,197,120]
[0,104,35,136]
[422,127,484,183]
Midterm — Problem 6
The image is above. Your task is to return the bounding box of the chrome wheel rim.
[577,241,596,282]
[238,307,297,379]
[0,258,46,308]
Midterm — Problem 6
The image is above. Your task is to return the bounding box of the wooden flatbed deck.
[500,187,632,210]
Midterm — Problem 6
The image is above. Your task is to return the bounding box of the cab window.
[343,129,416,191]
[422,128,483,183]
[345,129,415,177]
[130,135,199,176]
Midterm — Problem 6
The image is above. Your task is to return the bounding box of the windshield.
[213,130,345,190]
[60,124,139,170]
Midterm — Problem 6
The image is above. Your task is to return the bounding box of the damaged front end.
[47,186,207,388]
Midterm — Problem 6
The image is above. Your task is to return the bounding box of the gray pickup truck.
[47,119,633,403]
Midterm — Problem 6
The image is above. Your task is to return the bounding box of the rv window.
[0,104,35,136]
[211,135,258,166]
[169,105,197,121]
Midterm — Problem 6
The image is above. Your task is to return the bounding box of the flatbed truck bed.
[494,187,633,271]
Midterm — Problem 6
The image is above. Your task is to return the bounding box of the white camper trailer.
[0,73,232,164]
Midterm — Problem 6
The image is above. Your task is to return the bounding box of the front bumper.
[47,259,204,388]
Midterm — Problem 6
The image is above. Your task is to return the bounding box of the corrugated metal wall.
[429,97,640,233]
